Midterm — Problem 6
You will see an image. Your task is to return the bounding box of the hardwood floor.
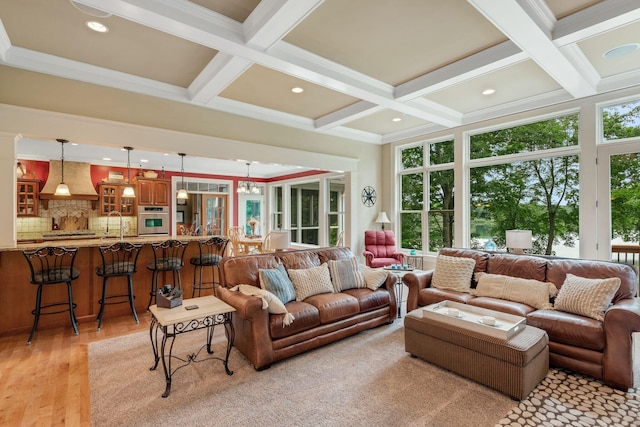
[0,312,152,426]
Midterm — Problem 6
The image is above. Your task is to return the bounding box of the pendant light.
[54,138,71,196]
[177,153,188,200]
[122,147,136,198]
[237,162,260,194]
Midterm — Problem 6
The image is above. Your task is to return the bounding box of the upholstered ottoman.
[404,308,549,400]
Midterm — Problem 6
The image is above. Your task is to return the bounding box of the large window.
[328,177,345,245]
[602,99,640,142]
[399,140,454,252]
[469,114,580,256]
[290,182,320,245]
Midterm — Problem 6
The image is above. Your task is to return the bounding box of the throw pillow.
[432,254,476,292]
[472,272,558,310]
[361,266,389,290]
[230,284,295,327]
[554,274,621,321]
[258,264,296,304]
[328,257,366,292]
[288,263,334,301]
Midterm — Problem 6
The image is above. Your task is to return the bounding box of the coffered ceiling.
[1,0,639,170]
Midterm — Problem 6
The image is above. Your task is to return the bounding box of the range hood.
[40,161,99,206]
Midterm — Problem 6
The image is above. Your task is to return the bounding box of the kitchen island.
[1,235,220,338]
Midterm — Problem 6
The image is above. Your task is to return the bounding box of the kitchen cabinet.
[138,178,170,206]
[17,179,40,217]
[98,183,136,216]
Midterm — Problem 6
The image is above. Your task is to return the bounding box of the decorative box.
[157,289,183,309]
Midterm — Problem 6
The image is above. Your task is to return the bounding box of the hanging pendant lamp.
[54,138,71,196]
[122,147,136,197]
[177,153,188,199]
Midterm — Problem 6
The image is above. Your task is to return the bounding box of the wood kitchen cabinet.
[137,178,170,206]
[98,183,136,215]
[17,179,40,217]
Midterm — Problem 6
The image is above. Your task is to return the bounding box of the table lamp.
[270,230,290,252]
[375,212,391,230]
[506,229,532,254]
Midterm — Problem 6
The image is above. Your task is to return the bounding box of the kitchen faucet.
[106,210,124,240]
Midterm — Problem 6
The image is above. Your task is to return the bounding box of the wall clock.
[361,186,376,207]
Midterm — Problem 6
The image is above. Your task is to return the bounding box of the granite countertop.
[8,234,214,252]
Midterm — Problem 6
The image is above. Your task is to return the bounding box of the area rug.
[89,321,640,427]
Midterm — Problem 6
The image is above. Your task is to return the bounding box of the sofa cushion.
[554,274,620,321]
[432,254,475,292]
[305,292,360,324]
[361,266,389,290]
[259,264,296,304]
[487,253,547,282]
[467,297,537,317]
[472,272,557,309]
[439,248,490,287]
[343,287,390,312]
[269,301,320,339]
[527,309,605,351]
[288,263,334,301]
[328,257,366,292]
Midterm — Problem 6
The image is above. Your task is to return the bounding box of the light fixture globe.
[237,162,260,194]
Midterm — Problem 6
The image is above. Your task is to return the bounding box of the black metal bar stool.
[146,239,189,310]
[22,246,80,345]
[190,236,229,297]
[96,242,143,330]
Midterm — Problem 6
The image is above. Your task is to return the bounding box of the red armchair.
[363,230,405,268]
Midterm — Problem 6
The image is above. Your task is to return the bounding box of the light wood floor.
[0,312,152,426]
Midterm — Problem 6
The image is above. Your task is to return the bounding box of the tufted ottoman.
[404,308,549,400]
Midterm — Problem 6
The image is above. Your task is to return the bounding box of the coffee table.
[149,295,235,397]
[404,302,549,400]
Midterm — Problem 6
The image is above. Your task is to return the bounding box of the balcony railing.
[611,244,640,297]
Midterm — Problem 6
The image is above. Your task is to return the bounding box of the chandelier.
[237,162,260,194]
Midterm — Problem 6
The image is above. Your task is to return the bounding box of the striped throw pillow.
[288,263,334,301]
[554,274,620,321]
[258,264,296,304]
[328,257,366,292]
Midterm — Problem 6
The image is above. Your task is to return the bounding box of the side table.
[383,266,416,318]
[149,295,236,397]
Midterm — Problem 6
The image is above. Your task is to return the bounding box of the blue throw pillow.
[258,264,296,304]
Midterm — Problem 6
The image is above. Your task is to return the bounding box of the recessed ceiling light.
[392,117,402,122]
[482,88,496,95]
[103,157,111,161]
[140,159,149,163]
[603,43,640,59]
[86,21,109,33]
[291,87,304,94]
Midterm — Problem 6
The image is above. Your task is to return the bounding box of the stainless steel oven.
[138,206,169,235]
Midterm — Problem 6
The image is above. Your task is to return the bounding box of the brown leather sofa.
[218,247,397,370]
[404,248,640,390]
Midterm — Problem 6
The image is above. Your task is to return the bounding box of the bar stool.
[96,242,143,330]
[22,246,80,345]
[190,236,229,297]
[146,239,189,310]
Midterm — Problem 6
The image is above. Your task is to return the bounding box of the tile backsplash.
[17,200,137,237]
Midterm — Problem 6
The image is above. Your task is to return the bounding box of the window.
[290,182,319,245]
[272,186,283,229]
[601,99,640,142]
[328,177,345,245]
[469,114,580,256]
[399,139,454,253]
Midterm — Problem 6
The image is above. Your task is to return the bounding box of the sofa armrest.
[392,252,405,263]
[603,298,640,390]
[217,287,273,370]
[403,270,434,312]
[363,250,374,267]
[217,287,266,320]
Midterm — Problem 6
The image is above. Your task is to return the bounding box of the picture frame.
[176,211,184,223]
